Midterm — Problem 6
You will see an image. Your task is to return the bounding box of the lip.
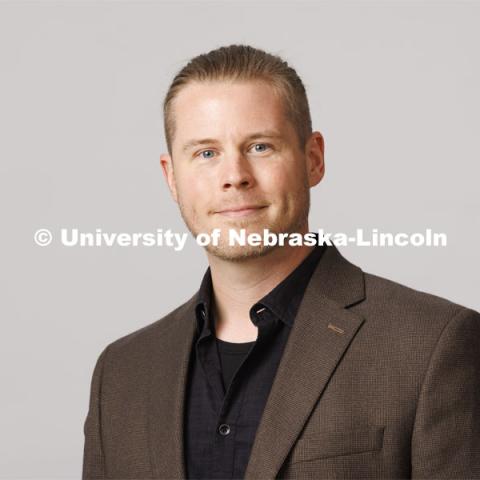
[215,205,268,217]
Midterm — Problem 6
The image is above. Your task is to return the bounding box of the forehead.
[171,80,291,143]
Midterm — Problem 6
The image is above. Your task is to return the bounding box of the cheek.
[176,172,210,209]
[260,166,299,199]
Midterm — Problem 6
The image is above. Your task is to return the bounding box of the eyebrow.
[181,130,284,153]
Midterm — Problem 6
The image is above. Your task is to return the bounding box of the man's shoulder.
[360,269,478,330]
[102,292,197,356]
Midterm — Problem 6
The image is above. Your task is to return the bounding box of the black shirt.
[183,241,327,480]
[216,338,255,393]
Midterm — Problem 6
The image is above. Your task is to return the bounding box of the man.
[82,44,480,479]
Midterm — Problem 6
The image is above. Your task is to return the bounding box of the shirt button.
[218,423,231,436]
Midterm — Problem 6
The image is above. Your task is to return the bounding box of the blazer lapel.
[147,296,197,479]
[243,244,366,479]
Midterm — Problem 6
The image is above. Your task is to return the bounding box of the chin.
[204,242,278,262]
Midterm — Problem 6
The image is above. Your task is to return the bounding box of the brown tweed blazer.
[82,244,480,479]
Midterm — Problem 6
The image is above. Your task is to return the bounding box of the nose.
[219,152,255,191]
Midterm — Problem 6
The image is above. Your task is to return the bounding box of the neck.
[206,228,314,342]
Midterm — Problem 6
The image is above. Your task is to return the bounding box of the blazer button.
[218,423,231,436]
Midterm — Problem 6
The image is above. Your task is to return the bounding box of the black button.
[218,423,231,436]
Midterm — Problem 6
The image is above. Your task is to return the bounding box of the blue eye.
[199,150,215,159]
[252,143,270,152]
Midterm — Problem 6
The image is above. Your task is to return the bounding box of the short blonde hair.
[163,44,313,155]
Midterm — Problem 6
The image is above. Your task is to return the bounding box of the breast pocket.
[288,425,385,464]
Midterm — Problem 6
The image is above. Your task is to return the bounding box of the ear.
[305,131,325,187]
[160,153,178,203]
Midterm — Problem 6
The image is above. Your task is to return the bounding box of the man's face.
[161,80,324,261]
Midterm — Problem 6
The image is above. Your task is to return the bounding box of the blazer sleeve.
[411,307,480,479]
[82,345,110,480]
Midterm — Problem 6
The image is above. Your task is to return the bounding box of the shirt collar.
[195,267,214,336]
[195,233,326,333]
[252,240,326,327]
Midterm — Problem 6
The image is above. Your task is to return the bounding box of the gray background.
[0,1,479,478]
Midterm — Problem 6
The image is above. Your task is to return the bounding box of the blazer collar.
[147,243,366,479]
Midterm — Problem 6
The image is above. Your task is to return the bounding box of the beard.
[177,177,311,262]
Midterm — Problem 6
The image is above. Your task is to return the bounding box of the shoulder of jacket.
[361,270,473,323]
[102,291,197,354]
